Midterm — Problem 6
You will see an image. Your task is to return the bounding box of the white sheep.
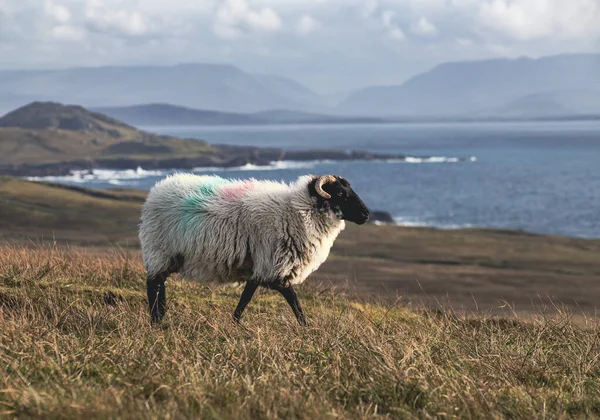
[139,173,370,325]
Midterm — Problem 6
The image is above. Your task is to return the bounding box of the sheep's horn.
[315,175,337,199]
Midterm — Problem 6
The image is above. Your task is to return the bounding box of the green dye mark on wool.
[180,176,233,228]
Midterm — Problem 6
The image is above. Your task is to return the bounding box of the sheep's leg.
[146,254,184,324]
[147,271,168,324]
[272,284,308,326]
[233,280,259,322]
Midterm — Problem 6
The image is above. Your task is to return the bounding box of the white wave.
[404,156,459,163]
[393,216,432,227]
[193,156,476,172]
[393,216,473,230]
[27,166,165,184]
[192,160,332,172]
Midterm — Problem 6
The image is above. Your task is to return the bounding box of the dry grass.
[1,243,600,419]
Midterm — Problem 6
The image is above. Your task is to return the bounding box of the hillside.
[0,63,324,114]
[3,177,600,313]
[485,89,600,117]
[0,102,213,167]
[2,242,600,418]
[339,53,600,116]
[0,176,144,244]
[0,101,132,131]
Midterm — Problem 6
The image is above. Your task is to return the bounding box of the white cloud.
[214,0,282,39]
[389,27,405,41]
[381,9,405,41]
[381,10,395,28]
[456,37,474,47]
[479,0,600,41]
[0,0,9,14]
[411,16,437,37]
[361,0,378,18]
[85,0,149,37]
[51,24,85,41]
[296,14,320,35]
[45,1,71,23]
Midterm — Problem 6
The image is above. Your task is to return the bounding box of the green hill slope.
[0,102,213,166]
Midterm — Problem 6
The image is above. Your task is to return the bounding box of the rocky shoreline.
[0,144,411,177]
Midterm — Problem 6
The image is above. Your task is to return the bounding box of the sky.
[1,0,599,92]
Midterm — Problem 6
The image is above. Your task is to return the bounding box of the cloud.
[85,0,149,37]
[361,0,378,18]
[479,0,600,41]
[51,24,85,41]
[381,10,405,41]
[45,0,71,24]
[0,0,9,14]
[411,16,437,37]
[214,0,282,39]
[295,14,320,36]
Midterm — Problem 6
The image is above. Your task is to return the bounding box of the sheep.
[139,173,370,325]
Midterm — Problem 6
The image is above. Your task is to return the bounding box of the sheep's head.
[310,175,370,225]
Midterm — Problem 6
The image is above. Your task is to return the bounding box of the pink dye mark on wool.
[220,180,256,200]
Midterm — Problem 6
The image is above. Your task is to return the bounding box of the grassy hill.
[0,176,143,244]
[0,102,213,166]
[1,243,600,418]
[3,177,600,314]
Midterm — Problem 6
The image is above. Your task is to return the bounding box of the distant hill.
[0,102,213,166]
[483,90,600,117]
[0,101,132,133]
[0,63,324,114]
[339,54,600,117]
[92,104,266,126]
[251,109,384,124]
[94,104,385,126]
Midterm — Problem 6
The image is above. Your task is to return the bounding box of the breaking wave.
[398,156,477,164]
[27,167,166,184]
[393,216,474,230]
[25,156,477,185]
[192,160,330,172]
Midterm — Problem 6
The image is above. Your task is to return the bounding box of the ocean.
[30,121,600,238]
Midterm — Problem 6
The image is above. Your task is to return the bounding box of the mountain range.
[92,104,385,126]
[339,54,600,117]
[0,64,324,114]
[1,54,599,119]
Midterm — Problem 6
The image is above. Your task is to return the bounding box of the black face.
[309,176,370,224]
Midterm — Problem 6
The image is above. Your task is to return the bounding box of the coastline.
[0,144,413,177]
